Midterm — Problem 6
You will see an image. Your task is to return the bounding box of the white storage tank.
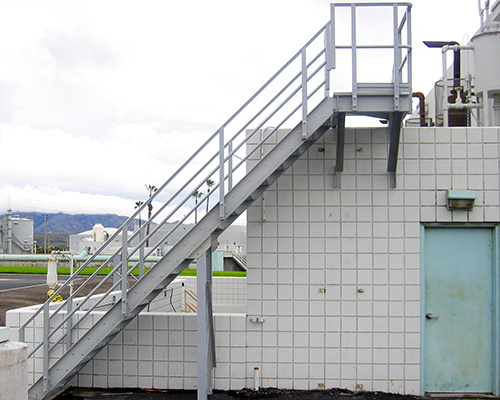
[0,211,34,254]
[472,2,500,125]
[92,223,106,242]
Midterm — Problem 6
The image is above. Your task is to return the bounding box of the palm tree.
[192,190,203,224]
[206,179,215,213]
[145,184,158,246]
[134,201,144,229]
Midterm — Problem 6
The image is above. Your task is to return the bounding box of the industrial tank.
[471,3,500,125]
[472,31,500,96]
[92,223,106,242]
[0,211,34,254]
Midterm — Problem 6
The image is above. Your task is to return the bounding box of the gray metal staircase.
[20,3,412,399]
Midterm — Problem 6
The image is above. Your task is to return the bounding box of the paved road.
[0,273,47,292]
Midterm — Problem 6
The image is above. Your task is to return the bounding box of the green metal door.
[423,226,495,393]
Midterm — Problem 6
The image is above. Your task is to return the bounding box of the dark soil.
[53,387,426,400]
[0,276,131,326]
[0,283,49,326]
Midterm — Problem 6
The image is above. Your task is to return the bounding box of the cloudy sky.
[0,0,485,217]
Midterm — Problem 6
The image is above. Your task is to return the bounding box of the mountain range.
[12,212,133,235]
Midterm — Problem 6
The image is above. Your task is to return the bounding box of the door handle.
[426,313,438,320]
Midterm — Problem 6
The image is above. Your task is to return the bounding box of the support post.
[197,242,216,400]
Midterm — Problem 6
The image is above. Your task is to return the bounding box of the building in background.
[0,209,34,254]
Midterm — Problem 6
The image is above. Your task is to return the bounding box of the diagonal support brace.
[387,112,404,188]
[333,112,346,188]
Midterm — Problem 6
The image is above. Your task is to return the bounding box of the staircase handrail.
[19,18,332,372]
[21,5,415,397]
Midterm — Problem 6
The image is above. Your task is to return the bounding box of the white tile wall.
[247,127,500,394]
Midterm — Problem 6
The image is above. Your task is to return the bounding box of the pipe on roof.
[412,92,427,127]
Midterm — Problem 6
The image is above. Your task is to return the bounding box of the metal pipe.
[412,92,427,126]
[0,253,162,263]
[447,102,482,109]
[254,367,260,390]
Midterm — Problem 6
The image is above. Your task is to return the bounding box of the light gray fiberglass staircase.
[21,3,412,399]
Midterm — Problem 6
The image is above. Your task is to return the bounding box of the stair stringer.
[28,96,335,400]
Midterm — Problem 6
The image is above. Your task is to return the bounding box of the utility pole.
[44,214,47,254]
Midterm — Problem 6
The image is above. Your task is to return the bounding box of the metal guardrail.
[20,4,412,397]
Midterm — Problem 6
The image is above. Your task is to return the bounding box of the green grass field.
[0,265,246,277]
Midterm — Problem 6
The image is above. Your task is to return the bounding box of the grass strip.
[0,265,246,277]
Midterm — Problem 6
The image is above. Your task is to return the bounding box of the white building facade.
[245,125,500,394]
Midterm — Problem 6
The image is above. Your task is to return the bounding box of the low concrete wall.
[6,277,249,390]
[75,312,248,390]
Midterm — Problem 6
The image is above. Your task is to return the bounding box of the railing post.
[66,296,73,350]
[219,128,225,220]
[228,140,233,192]
[42,302,50,394]
[19,327,24,343]
[121,224,128,316]
[66,254,74,349]
[301,48,308,139]
[326,5,336,98]
[325,23,331,97]
[406,5,412,112]
[329,5,336,70]
[393,4,401,111]
[351,4,357,110]
[139,226,145,278]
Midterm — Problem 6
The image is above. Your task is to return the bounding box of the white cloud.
[0,0,484,216]
[0,185,136,215]
[0,123,213,200]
